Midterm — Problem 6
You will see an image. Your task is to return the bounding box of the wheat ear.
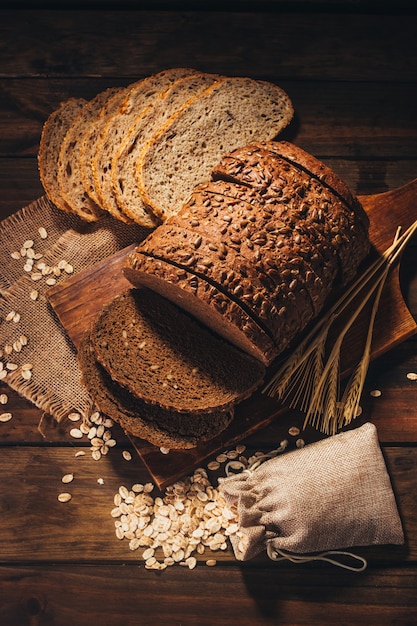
[263,221,417,434]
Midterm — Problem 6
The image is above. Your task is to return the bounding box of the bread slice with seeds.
[135,76,294,221]
[78,334,234,450]
[92,68,198,223]
[90,288,266,414]
[112,72,220,226]
[57,87,120,222]
[38,97,87,213]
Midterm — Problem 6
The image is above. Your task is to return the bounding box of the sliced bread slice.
[111,72,220,226]
[92,68,198,223]
[135,76,294,221]
[57,87,120,222]
[38,97,87,213]
[78,335,234,450]
[90,288,266,414]
[79,86,129,210]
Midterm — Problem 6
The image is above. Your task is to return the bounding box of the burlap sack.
[220,423,404,565]
[0,196,147,421]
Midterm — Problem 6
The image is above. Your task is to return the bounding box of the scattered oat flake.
[23,239,34,249]
[30,289,39,301]
[5,311,16,322]
[97,478,105,485]
[69,428,83,439]
[38,227,48,239]
[62,474,74,484]
[122,450,132,461]
[0,394,8,404]
[75,450,86,457]
[21,369,32,381]
[205,559,217,567]
[11,251,21,260]
[68,412,81,422]
[159,447,170,455]
[58,493,72,503]
[370,389,382,397]
[0,412,12,423]
[407,372,417,381]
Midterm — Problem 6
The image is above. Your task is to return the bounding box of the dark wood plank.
[0,445,414,562]
[1,563,417,626]
[1,10,416,81]
[1,79,417,158]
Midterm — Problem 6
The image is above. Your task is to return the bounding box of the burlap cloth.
[219,423,404,565]
[0,196,147,422]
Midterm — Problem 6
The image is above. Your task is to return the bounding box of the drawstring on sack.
[266,544,368,572]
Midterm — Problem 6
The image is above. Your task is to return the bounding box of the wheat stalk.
[263,220,417,434]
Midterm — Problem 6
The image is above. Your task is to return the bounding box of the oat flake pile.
[0,196,147,421]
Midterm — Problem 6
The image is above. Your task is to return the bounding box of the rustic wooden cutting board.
[47,180,417,489]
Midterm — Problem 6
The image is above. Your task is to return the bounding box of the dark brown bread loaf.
[124,255,279,365]
[78,335,234,449]
[212,142,370,284]
[125,142,370,366]
[163,182,338,314]
[135,223,316,345]
[90,288,266,414]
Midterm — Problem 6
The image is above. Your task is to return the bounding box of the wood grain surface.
[1,4,417,625]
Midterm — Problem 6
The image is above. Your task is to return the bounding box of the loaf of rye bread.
[78,334,234,450]
[89,288,266,415]
[124,141,370,367]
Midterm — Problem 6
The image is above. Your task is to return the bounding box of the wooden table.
[1,3,417,624]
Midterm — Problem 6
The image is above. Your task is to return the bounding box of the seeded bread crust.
[136,223,315,345]
[135,76,294,221]
[56,88,120,222]
[90,288,266,413]
[112,72,220,226]
[78,335,234,449]
[260,140,366,219]
[38,98,87,214]
[166,183,337,314]
[124,256,278,365]
[212,143,370,283]
[79,87,129,210]
[93,68,198,222]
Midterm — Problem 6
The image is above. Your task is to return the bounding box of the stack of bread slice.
[78,141,370,450]
[78,288,266,449]
[38,68,294,226]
